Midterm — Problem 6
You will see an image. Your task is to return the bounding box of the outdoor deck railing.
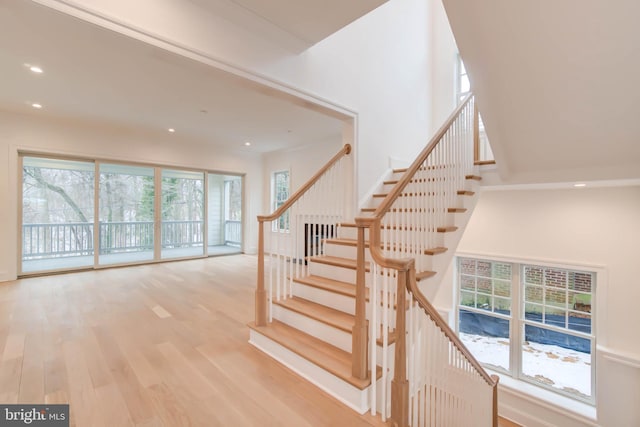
[22,220,208,259]
[224,220,242,246]
[22,222,94,258]
[99,221,154,253]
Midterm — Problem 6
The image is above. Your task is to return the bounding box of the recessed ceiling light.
[31,103,43,109]
[574,183,586,188]
[168,128,175,133]
[244,142,251,146]
[29,66,43,74]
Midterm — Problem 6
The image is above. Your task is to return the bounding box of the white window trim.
[455,252,603,406]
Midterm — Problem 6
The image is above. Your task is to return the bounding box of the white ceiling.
[191,0,387,47]
[0,0,348,153]
[443,0,640,183]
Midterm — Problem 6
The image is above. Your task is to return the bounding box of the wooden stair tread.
[416,270,437,281]
[392,165,448,174]
[437,226,458,233]
[293,275,357,298]
[324,238,369,248]
[275,296,354,333]
[457,190,475,196]
[310,255,370,271]
[424,246,447,255]
[248,320,381,390]
[447,207,467,213]
[326,238,442,255]
[465,175,482,181]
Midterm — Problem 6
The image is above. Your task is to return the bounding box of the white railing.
[23,222,94,258]
[255,144,352,326]
[23,220,204,260]
[356,95,499,426]
[224,220,242,246]
[100,221,154,253]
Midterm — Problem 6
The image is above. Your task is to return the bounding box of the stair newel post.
[391,260,413,427]
[491,374,500,427]
[352,217,371,380]
[256,216,268,326]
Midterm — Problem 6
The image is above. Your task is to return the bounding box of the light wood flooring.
[1,255,388,426]
[0,255,519,427]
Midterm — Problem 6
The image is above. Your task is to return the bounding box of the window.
[456,54,471,103]
[22,157,95,272]
[99,163,155,265]
[456,54,494,162]
[272,170,290,231]
[161,169,204,259]
[458,257,595,403]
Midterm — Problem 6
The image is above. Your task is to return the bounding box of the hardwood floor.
[0,255,520,426]
[0,255,388,426]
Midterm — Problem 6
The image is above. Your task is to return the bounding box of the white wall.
[0,109,263,281]
[38,0,460,203]
[440,186,640,426]
[261,137,343,215]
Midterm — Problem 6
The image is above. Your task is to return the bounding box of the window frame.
[456,255,597,405]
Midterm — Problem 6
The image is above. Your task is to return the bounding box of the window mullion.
[93,161,100,268]
[512,263,521,379]
[203,172,209,255]
[153,167,161,260]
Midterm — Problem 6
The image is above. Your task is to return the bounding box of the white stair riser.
[249,330,371,414]
[337,226,369,241]
[309,262,356,283]
[272,304,353,353]
[323,243,370,260]
[291,281,355,315]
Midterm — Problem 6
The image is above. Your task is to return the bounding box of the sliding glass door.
[207,174,242,256]
[161,169,204,259]
[99,164,155,265]
[22,157,95,272]
[20,155,242,274]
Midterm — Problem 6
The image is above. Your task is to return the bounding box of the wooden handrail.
[373,94,473,218]
[255,143,352,326]
[405,262,498,387]
[257,144,351,222]
[359,216,497,387]
[354,94,498,425]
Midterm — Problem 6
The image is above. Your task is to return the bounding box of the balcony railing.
[161,220,204,248]
[23,222,94,259]
[99,221,153,254]
[22,220,208,259]
[224,220,242,246]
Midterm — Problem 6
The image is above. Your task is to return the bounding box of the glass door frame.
[18,151,246,276]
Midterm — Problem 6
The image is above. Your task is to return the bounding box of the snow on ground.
[460,333,591,398]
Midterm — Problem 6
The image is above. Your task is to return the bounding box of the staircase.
[249,95,499,426]
[249,169,480,406]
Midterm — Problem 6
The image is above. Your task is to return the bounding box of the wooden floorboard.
[0,255,388,426]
